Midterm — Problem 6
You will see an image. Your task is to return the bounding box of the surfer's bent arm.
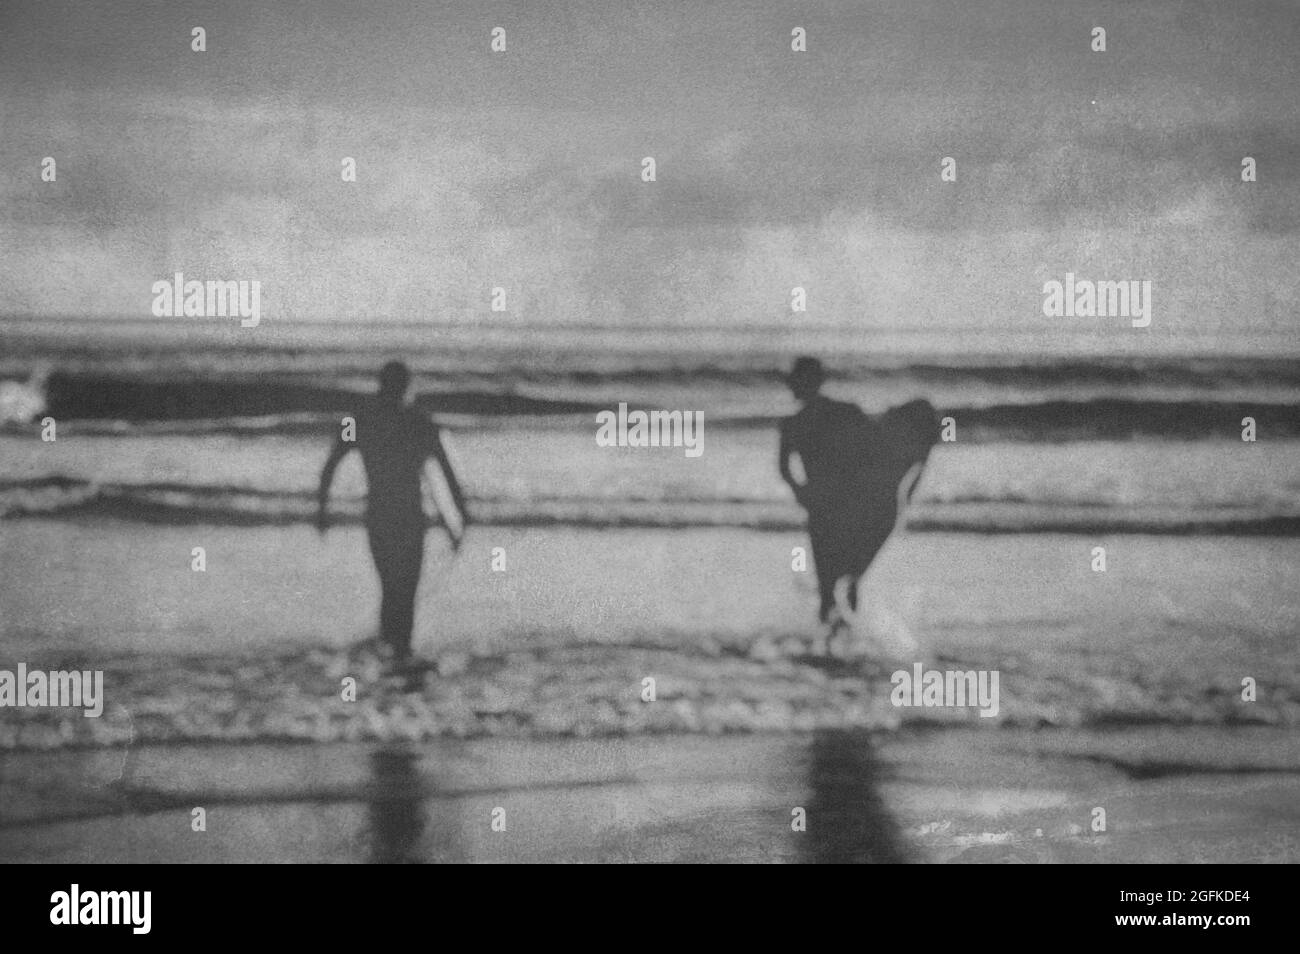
[316,437,354,519]
[778,429,807,502]
[429,429,470,522]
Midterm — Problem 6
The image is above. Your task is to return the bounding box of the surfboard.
[421,430,466,548]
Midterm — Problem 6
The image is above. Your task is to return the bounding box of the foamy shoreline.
[2,523,1297,749]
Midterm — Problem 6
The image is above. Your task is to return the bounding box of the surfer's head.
[377,361,411,403]
[786,356,825,402]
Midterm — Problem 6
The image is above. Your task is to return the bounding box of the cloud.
[1,0,1296,333]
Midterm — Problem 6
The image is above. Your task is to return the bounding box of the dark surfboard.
[806,398,938,585]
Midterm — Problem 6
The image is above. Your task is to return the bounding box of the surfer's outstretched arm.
[316,437,353,531]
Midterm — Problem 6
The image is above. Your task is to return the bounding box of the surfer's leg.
[367,527,398,652]
[385,585,415,657]
[396,538,424,657]
[817,572,836,623]
[380,586,402,654]
[385,527,425,658]
[806,516,837,623]
[367,521,423,659]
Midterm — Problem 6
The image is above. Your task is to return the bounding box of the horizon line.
[2,313,1297,339]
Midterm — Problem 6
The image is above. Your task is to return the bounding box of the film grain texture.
[1,0,1298,867]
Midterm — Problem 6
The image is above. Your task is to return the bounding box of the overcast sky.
[1,0,1296,339]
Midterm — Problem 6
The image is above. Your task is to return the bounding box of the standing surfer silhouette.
[779,356,935,641]
[316,361,468,660]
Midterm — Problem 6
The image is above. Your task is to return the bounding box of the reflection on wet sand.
[362,732,910,863]
[366,745,427,864]
[802,729,913,863]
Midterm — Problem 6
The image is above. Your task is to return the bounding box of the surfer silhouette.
[779,357,935,631]
[316,361,468,659]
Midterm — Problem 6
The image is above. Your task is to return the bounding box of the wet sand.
[2,726,1296,863]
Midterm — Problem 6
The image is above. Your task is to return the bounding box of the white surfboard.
[422,430,466,547]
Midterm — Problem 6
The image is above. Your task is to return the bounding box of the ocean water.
[3,318,1299,535]
[1,318,1297,748]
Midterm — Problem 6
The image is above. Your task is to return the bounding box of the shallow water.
[2,525,1296,749]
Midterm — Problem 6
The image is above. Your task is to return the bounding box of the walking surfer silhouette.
[316,361,468,660]
[779,356,936,638]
